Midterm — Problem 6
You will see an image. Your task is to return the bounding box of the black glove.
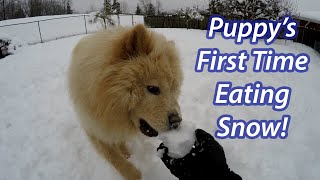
[157,129,242,180]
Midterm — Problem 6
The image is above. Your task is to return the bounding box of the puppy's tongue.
[139,119,158,137]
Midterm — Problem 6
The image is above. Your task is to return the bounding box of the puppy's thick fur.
[68,24,183,180]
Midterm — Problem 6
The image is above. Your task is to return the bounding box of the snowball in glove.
[157,129,243,180]
[158,121,196,158]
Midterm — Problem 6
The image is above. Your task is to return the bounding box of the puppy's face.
[130,55,183,137]
[112,25,183,137]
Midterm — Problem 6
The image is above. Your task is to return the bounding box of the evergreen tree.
[2,0,5,20]
[104,0,112,14]
[135,4,142,15]
[93,0,114,29]
[29,0,43,17]
[208,0,223,14]
[146,2,155,15]
[155,0,161,15]
[266,0,281,19]
[112,0,121,14]
[237,0,268,20]
[219,0,238,19]
[66,1,73,14]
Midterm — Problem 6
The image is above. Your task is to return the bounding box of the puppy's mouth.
[139,119,158,137]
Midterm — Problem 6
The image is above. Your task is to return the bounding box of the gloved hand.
[157,129,242,180]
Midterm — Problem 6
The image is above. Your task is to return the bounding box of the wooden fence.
[144,15,210,30]
[295,27,320,51]
[145,15,320,53]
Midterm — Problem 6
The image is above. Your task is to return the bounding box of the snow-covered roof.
[296,11,320,24]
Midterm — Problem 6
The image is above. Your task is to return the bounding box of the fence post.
[117,14,120,26]
[83,15,88,34]
[132,15,134,26]
[37,21,43,43]
[301,28,305,45]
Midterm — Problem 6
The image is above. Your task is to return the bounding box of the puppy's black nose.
[168,113,182,129]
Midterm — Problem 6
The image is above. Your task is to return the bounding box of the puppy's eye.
[147,86,160,95]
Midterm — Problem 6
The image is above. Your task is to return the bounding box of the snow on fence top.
[297,11,320,24]
[0,14,87,27]
[0,14,144,45]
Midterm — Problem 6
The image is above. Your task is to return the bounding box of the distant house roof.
[295,11,320,24]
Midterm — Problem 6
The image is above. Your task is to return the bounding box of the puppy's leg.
[118,142,131,159]
[88,135,141,180]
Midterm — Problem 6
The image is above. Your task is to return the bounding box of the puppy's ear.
[119,24,153,60]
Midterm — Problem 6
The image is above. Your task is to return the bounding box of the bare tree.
[60,0,67,13]
[29,0,44,17]
[66,0,72,14]
[2,0,5,20]
[139,0,151,14]
[87,3,98,13]
[0,0,25,20]
[279,0,298,16]
[20,0,34,17]
[155,0,161,15]
[0,0,76,20]
[42,0,65,15]
[120,1,129,14]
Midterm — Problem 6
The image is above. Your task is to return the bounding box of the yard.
[0,27,320,180]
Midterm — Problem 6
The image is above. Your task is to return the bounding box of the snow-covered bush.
[173,7,205,29]
[175,8,185,16]
[89,0,117,29]
[0,40,10,59]
[87,12,98,24]
[175,7,204,21]
[88,10,115,29]
[208,0,298,20]
[188,7,205,21]
[0,33,25,59]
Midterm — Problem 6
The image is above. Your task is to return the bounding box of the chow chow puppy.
[68,24,183,180]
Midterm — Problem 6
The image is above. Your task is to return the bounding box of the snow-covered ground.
[1,28,320,180]
[0,14,144,44]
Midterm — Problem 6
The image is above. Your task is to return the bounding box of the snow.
[0,32,25,54]
[39,16,88,42]
[0,14,144,44]
[119,15,134,26]
[0,15,88,26]
[188,8,204,21]
[158,121,196,158]
[0,28,320,180]
[0,21,42,45]
[299,11,320,23]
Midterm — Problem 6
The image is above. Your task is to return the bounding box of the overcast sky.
[72,0,320,14]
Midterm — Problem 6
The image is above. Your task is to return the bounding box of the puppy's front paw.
[124,167,141,180]
[118,143,131,159]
